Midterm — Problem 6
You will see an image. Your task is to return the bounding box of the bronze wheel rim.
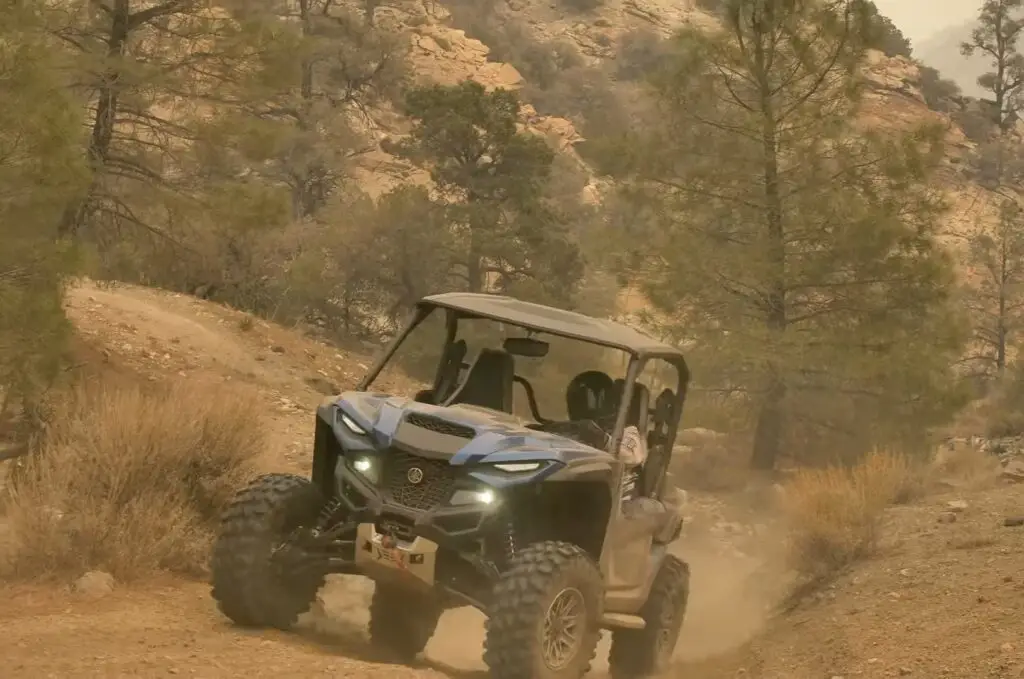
[541,587,586,670]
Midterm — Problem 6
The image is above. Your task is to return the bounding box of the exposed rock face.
[349,0,588,197]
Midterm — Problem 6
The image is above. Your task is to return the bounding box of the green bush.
[616,27,670,81]
[919,64,962,113]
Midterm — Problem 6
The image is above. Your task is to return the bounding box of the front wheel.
[484,541,603,679]
[210,473,327,629]
[608,554,690,679]
[368,582,443,662]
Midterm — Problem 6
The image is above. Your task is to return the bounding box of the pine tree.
[0,4,90,444]
[963,197,1024,376]
[959,0,1024,378]
[215,0,409,219]
[396,80,583,301]
[961,0,1024,131]
[600,0,965,468]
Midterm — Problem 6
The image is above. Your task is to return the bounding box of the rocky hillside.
[345,0,591,196]
[351,1,1001,238]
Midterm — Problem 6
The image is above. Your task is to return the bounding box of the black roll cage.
[357,302,690,462]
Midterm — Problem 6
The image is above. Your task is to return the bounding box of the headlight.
[339,412,367,435]
[493,462,541,473]
[350,455,379,484]
[450,488,497,505]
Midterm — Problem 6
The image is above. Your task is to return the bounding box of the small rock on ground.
[72,571,115,599]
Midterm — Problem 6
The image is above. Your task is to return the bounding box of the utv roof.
[419,292,686,361]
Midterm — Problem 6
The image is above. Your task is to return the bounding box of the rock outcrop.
[348,0,589,196]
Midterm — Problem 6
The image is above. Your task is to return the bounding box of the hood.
[331,391,606,466]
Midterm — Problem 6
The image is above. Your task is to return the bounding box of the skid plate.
[354,522,439,587]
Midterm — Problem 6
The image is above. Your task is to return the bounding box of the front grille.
[384,450,458,510]
[405,412,475,438]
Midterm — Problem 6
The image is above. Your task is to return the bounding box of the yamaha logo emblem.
[406,467,425,484]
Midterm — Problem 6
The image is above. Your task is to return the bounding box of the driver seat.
[442,348,515,413]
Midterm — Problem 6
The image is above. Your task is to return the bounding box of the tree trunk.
[466,254,482,293]
[751,377,786,471]
[466,215,483,293]
[750,32,787,471]
[998,247,1008,373]
[58,0,131,237]
[292,0,325,219]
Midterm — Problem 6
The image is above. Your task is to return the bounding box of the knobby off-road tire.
[210,473,327,630]
[608,554,690,679]
[368,582,444,662]
[484,541,604,679]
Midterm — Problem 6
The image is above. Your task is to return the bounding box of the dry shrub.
[1,379,264,580]
[782,451,922,581]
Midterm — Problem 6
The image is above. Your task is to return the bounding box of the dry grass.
[0,379,264,581]
[781,450,924,581]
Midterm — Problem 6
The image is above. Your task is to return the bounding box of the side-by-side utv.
[210,292,691,679]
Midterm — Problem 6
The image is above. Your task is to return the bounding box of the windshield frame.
[357,304,688,457]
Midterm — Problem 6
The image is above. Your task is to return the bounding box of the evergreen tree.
[599,0,965,468]
[961,0,1024,131]
[396,80,583,301]
[0,4,90,443]
[962,197,1024,376]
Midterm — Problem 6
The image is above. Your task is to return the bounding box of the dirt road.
[0,558,775,678]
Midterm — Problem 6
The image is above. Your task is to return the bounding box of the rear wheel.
[368,582,444,662]
[608,555,690,679]
[210,473,327,629]
[484,541,603,679]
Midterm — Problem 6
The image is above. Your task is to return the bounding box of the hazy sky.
[873,0,981,45]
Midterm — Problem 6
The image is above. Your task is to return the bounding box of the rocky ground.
[1,281,1022,678]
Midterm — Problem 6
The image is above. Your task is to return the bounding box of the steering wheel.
[566,370,616,422]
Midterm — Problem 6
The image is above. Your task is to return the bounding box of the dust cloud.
[307,495,793,673]
[423,502,792,672]
[672,535,788,663]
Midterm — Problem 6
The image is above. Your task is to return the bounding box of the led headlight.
[339,412,366,435]
[493,462,542,473]
[450,488,497,505]
[349,455,379,484]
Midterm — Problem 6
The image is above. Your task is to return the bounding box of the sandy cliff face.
[858,50,997,240]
